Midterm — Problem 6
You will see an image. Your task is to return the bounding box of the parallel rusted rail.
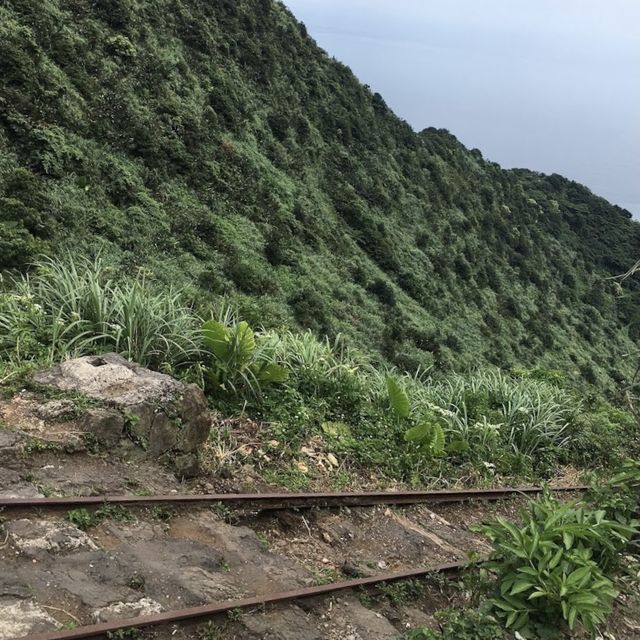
[12,486,587,640]
[0,484,586,511]
[20,559,475,640]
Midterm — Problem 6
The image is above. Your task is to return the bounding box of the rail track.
[8,484,587,640]
[21,560,474,640]
[0,483,587,512]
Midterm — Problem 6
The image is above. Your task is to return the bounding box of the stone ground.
[1,389,639,640]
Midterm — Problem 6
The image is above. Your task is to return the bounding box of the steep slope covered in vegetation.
[1,0,639,386]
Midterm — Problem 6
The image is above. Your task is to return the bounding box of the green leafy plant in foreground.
[386,375,445,456]
[476,491,637,637]
[202,315,288,397]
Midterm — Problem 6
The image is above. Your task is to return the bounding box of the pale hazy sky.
[285,0,640,216]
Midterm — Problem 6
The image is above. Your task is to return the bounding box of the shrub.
[566,403,639,468]
[587,459,640,523]
[476,491,636,637]
[105,34,137,58]
[202,313,288,397]
[368,278,396,306]
[289,287,329,332]
[225,258,278,295]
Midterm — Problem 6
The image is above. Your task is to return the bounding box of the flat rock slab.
[0,467,43,498]
[0,578,32,600]
[24,455,178,497]
[33,354,183,405]
[170,512,315,594]
[0,431,23,448]
[328,595,399,639]
[241,605,324,640]
[0,598,58,639]
[44,551,142,609]
[0,429,26,467]
[7,519,98,558]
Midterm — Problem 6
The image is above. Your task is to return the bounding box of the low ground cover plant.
[405,609,506,640]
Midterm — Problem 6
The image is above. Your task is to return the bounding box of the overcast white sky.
[284,0,640,216]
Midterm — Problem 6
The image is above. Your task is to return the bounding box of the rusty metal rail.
[20,559,475,640]
[11,485,587,639]
[0,484,586,512]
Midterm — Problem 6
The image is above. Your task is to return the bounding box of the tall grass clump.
[0,255,203,369]
[373,369,573,471]
[421,371,572,458]
[262,329,361,376]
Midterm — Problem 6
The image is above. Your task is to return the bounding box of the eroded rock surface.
[34,399,77,421]
[92,597,163,623]
[33,354,211,476]
[7,519,98,558]
[0,599,58,639]
[241,605,324,640]
[34,354,181,405]
[0,495,498,640]
[0,467,43,498]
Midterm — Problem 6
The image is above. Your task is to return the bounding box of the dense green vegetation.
[3,256,639,487]
[405,467,640,639]
[1,0,639,390]
[2,4,640,634]
[478,492,634,636]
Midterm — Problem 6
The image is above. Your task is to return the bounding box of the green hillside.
[1,0,639,387]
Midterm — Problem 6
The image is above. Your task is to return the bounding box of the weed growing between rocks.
[210,501,240,525]
[149,506,176,522]
[106,629,140,640]
[67,504,135,531]
[379,579,425,606]
[404,609,507,640]
[197,621,230,640]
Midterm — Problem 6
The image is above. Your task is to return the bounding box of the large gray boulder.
[34,354,211,477]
